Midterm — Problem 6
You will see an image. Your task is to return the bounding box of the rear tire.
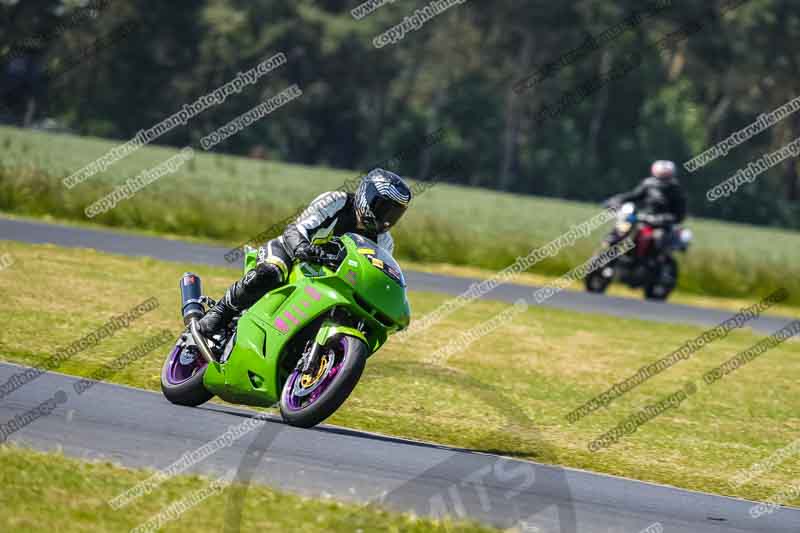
[644,257,678,301]
[279,336,368,428]
[160,339,213,407]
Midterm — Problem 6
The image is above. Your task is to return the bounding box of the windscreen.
[346,233,406,287]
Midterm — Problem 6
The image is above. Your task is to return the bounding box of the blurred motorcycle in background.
[585,202,693,301]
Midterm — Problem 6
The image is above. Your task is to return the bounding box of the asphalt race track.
[2,363,799,532]
[1,216,795,333]
[2,216,800,532]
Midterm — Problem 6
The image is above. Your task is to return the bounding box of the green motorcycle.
[160,233,410,428]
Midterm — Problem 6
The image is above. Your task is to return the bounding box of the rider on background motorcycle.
[604,160,687,248]
[197,168,413,342]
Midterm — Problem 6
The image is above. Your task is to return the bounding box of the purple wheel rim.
[284,337,348,412]
[166,344,207,385]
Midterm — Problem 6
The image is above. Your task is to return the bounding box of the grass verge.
[0,445,495,532]
[0,240,798,509]
[403,259,800,318]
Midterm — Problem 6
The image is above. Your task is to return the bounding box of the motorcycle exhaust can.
[180,272,205,326]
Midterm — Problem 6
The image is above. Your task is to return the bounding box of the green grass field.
[1,239,798,509]
[0,446,495,532]
[2,125,800,306]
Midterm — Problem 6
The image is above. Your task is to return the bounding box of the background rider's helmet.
[651,160,677,180]
[355,169,412,233]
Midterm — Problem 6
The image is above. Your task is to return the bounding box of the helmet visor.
[370,196,408,230]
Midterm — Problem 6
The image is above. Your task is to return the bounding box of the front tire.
[161,336,213,407]
[280,335,368,428]
[585,263,613,294]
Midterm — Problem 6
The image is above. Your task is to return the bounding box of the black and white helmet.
[355,169,412,233]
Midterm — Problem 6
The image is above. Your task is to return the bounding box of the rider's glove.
[295,243,326,263]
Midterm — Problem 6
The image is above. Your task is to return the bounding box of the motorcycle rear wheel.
[644,257,678,301]
[160,335,213,407]
[279,335,367,428]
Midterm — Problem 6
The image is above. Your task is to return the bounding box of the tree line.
[1,0,798,229]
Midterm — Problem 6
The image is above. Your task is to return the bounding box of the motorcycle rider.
[604,160,687,248]
[196,168,413,342]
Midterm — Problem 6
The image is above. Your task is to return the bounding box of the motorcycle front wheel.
[585,263,613,294]
[279,335,368,428]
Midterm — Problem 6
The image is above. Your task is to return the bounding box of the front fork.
[296,320,370,373]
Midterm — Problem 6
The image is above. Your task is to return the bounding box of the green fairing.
[203,233,410,406]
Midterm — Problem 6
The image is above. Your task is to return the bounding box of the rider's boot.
[195,288,239,346]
